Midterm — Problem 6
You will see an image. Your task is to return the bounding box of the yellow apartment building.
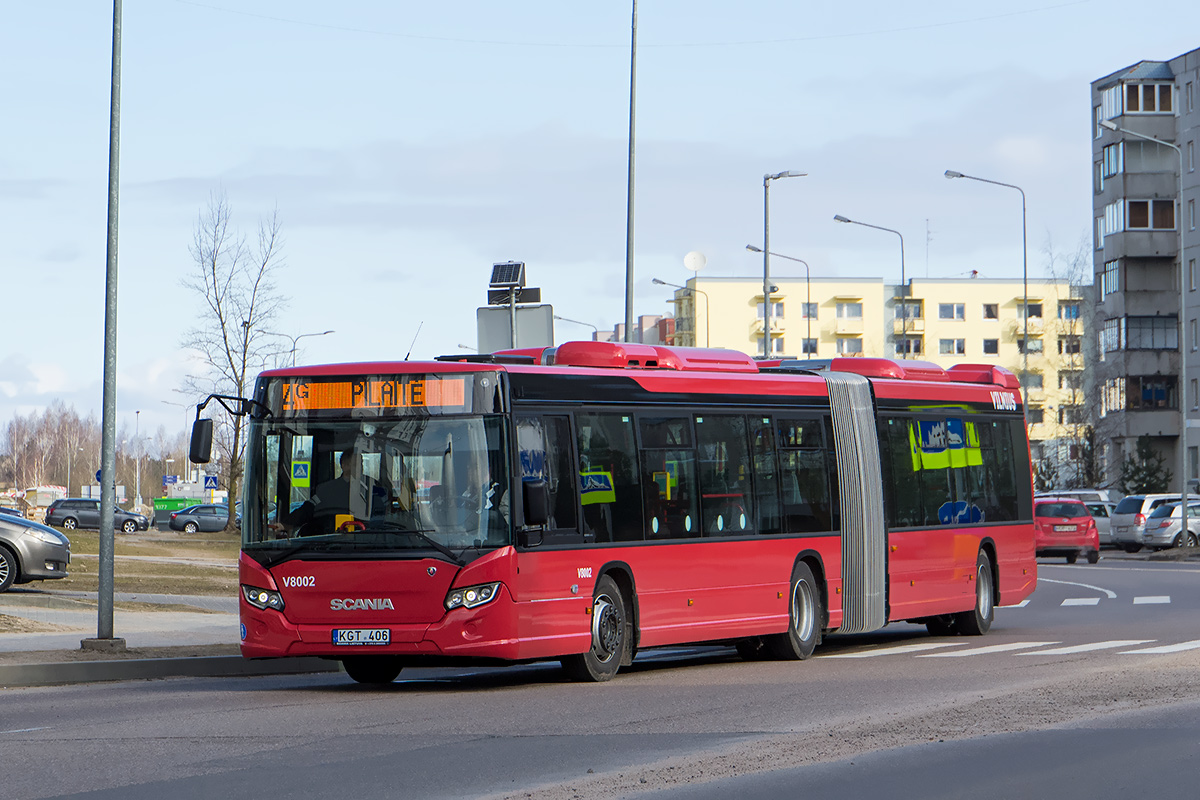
[662,275,1088,462]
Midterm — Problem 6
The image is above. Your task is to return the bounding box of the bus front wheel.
[562,575,630,682]
[342,656,403,685]
[766,561,822,660]
[954,551,995,636]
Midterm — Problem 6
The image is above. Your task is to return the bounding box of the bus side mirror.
[190,419,213,464]
[522,479,549,527]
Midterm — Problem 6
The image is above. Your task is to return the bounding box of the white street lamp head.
[944,170,964,179]
[746,244,762,253]
[651,278,667,286]
[833,214,851,223]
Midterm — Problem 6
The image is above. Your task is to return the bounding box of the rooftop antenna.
[404,321,424,361]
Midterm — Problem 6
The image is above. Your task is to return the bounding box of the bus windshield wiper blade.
[358,523,465,565]
[259,538,342,567]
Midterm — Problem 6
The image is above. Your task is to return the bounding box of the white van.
[1036,489,1122,505]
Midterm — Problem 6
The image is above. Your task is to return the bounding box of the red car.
[1034,497,1100,564]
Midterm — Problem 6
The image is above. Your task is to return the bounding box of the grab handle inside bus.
[190,418,213,464]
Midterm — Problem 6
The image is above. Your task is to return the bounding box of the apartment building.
[659,274,1086,464]
[1091,48,1200,490]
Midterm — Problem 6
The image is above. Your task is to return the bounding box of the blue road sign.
[203,475,218,490]
[96,469,102,482]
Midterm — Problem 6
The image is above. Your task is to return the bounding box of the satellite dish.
[683,251,707,272]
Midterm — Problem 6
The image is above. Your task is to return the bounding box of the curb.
[0,655,340,688]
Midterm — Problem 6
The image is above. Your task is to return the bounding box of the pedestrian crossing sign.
[292,461,311,488]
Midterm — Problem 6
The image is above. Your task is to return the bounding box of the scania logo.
[427,566,437,576]
[330,598,395,611]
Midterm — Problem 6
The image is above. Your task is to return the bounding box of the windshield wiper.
[257,538,345,568]
[356,522,466,565]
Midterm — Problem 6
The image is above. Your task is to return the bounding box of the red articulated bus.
[211,341,1036,684]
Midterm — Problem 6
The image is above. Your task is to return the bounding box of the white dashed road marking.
[1061,598,1101,606]
[916,641,1060,658]
[1001,600,1030,608]
[1021,640,1154,655]
[1133,596,1171,604]
[822,642,962,659]
[1120,640,1200,655]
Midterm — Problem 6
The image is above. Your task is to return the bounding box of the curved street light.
[553,315,600,340]
[263,329,335,367]
[761,170,806,357]
[651,279,709,347]
[834,215,907,357]
[746,245,811,353]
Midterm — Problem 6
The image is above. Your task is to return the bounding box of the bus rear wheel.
[953,551,995,636]
[342,656,403,685]
[562,575,630,682]
[766,562,822,660]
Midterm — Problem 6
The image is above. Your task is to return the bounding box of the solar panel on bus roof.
[489,261,525,287]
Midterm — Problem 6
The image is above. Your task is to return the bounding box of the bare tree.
[182,192,287,529]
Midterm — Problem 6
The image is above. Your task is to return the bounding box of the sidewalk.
[0,588,337,687]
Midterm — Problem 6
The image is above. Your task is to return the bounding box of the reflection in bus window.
[638,417,698,539]
[777,416,834,533]
[695,415,755,536]
[577,413,643,542]
[749,417,782,534]
[516,415,578,532]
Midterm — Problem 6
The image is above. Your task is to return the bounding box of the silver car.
[1085,501,1116,546]
[1110,494,1181,553]
[0,514,71,592]
[1142,501,1200,549]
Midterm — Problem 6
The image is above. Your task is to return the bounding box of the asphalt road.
[5,554,1200,800]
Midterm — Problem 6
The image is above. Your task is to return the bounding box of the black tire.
[953,551,995,636]
[765,561,822,660]
[925,616,957,636]
[184,522,199,534]
[1065,552,1078,564]
[342,656,403,685]
[62,517,78,530]
[0,546,16,593]
[561,575,630,682]
[1122,543,1142,553]
[122,519,137,533]
[1173,531,1197,549]
[1086,549,1100,564]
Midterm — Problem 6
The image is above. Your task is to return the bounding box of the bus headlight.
[242,584,285,611]
[445,582,501,611]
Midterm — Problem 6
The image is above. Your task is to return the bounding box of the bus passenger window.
[516,415,578,532]
[695,415,755,536]
[638,417,698,539]
[776,417,833,534]
[749,417,782,534]
[881,418,921,527]
[577,413,643,542]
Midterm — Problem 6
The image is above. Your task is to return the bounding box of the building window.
[1193,379,1199,411]
[801,338,817,355]
[1017,338,1044,355]
[1191,258,1197,292]
[982,339,999,355]
[1190,81,1196,113]
[1101,319,1121,352]
[1094,104,1104,138]
[1102,259,1120,298]
[938,338,966,355]
[836,302,862,319]
[1059,370,1083,391]
[1125,140,1176,173]
[895,337,922,356]
[1125,316,1179,350]
[1027,408,1045,425]
[1190,199,1195,231]
[938,303,965,320]
[799,302,818,319]
[772,337,784,354]
[1127,199,1175,230]
[1191,446,1199,482]
[1102,85,1122,119]
[895,300,922,319]
[1018,302,1043,319]
[757,301,784,319]
[1102,143,1123,178]
[983,303,998,320]
[1095,215,1104,249]
[1021,372,1044,390]
[1057,301,1081,320]
[837,337,863,355]
[1058,406,1084,425]
[1124,375,1178,410]
[1190,140,1195,173]
[1125,82,1173,114]
[1059,335,1082,355]
[1101,378,1126,417]
[1192,318,1198,351]
[1104,200,1124,236]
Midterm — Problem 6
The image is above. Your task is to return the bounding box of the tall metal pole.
[763,177,772,358]
[833,215,905,356]
[92,0,123,648]
[623,0,637,343]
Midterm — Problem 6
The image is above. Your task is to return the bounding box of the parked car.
[1110,493,1182,553]
[1084,501,1117,546]
[0,506,25,518]
[1141,501,1200,549]
[169,504,232,533]
[1036,489,1123,505]
[0,513,70,592]
[1033,497,1100,563]
[43,498,150,533]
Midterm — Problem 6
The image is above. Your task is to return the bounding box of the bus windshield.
[243,414,511,561]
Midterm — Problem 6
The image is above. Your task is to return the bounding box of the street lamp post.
[762,170,806,357]
[264,330,335,366]
[650,279,710,347]
[833,215,907,357]
[944,170,1029,403]
[1099,119,1190,536]
[746,246,810,351]
[553,315,600,341]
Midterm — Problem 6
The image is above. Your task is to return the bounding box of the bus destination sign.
[280,376,469,414]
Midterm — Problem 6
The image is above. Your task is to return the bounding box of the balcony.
[893,318,925,334]
[1104,229,1178,259]
[835,318,864,335]
[751,318,786,335]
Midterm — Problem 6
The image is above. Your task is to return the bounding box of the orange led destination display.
[280,376,468,413]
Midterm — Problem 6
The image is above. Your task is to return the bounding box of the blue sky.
[3,0,1199,441]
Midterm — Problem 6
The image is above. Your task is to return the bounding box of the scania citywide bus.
[196,341,1037,684]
